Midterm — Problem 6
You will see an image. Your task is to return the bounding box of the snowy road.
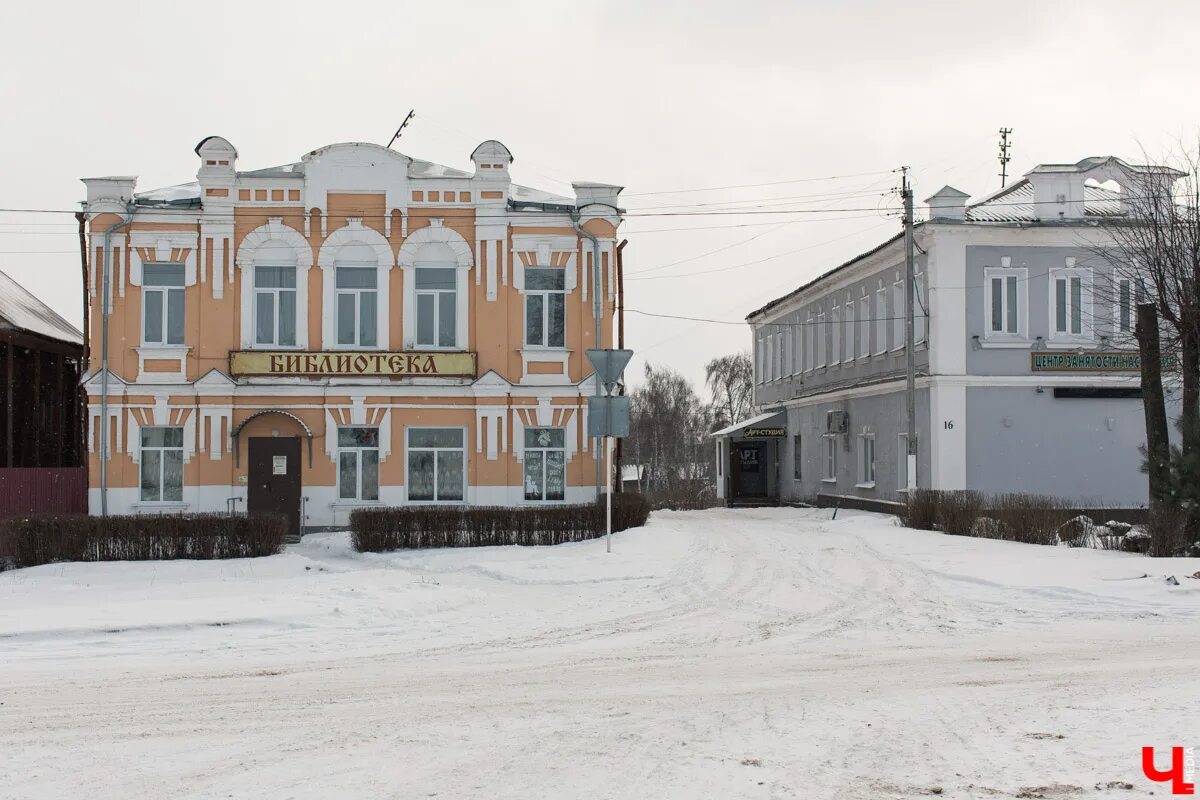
[2,508,1198,799]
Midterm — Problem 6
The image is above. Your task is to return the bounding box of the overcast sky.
[3,0,1198,388]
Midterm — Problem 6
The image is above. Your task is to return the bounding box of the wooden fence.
[0,468,87,517]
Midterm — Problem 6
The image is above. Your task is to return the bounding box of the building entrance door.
[732,442,767,498]
[247,437,303,540]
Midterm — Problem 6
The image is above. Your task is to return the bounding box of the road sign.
[585,349,633,393]
[588,395,630,438]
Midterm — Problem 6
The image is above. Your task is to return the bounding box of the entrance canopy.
[710,410,786,439]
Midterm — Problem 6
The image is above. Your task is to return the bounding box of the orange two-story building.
[81,136,623,535]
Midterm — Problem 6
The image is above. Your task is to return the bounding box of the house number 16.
[943,420,954,430]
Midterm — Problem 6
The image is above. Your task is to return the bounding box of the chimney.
[923,185,970,221]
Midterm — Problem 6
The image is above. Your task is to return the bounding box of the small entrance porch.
[710,410,785,506]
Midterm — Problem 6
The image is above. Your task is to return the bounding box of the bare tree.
[704,351,754,431]
[1093,146,1200,537]
[627,363,714,508]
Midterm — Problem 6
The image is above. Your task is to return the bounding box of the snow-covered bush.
[0,513,287,570]
[351,494,652,552]
[969,516,1011,539]
[1056,515,1107,548]
[1121,529,1152,554]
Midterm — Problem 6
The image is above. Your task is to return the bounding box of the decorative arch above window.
[128,230,200,294]
[399,220,473,350]
[235,218,313,349]
[318,219,395,350]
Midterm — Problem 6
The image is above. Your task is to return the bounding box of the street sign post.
[584,348,634,552]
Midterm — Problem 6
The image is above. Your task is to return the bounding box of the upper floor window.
[984,266,1026,339]
[338,427,379,501]
[891,280,904,349]
[336,266,378,347]
[254,266,297,347]
[1051,266,1092,341]
[140,426,183,502]
[874,287,887,355]
[1116,277,1147,335]
[914,271,927,345]
[843,302,853,362]
[143,263,185,346]
[858,296,870,359]
[524,427,566,502]
[831,307,841,365]
[525,268,565,348]
[415,267,457,348]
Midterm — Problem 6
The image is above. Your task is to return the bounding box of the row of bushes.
[351,494,652,551]
[897,489,1193,556]
[0,513,287,570]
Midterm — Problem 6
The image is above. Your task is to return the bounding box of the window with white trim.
[524,427,566,501]
[335,266,378,347]
[407,428,465,502]
[775,330,784,379]
[891,280,905,349]
[843,302,854,362]
[822,434,837,481]
[1051,266,1092,341]
[783,326,792,376]
[1115,277,1146,335]
[415,267,457,348]
[914,271,927,344]
[816,312,826,367]
[874,286,887,354]
[983,266,1026,339]
[831,306,841,365]
[140,426,184,502]
[858,296,870,358]
[793,325,802,375]
[143,263,185,346]
[254,265,297,347]
[525,268,565,348]
[338,427,380,502]
[857,431,875,487]
[806,316,816,372]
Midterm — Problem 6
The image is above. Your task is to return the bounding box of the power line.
[621,170,898,197]
[626,309,924,327]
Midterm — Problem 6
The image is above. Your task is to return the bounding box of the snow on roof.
[409,160,473,179]
[238,162,304,178]
[709,410,787,438]
[135,182,201,205]
[508,183,575,207]
[964,178,1123,223]
[0,269,83,345]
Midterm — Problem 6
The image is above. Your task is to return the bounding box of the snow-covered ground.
[2,508,1198,799]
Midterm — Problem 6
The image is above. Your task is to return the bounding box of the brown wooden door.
[248,437,302,539]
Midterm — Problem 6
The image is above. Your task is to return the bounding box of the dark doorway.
[732,442,767,498]
[248,437,302,539]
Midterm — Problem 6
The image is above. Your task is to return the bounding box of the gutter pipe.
[99,205,134,517]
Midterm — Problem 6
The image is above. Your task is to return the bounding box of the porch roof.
[709,410,786,438]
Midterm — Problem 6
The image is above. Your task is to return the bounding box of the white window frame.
[764,333,774,382]
[792,324,802,376]
[874,285,887,355]
[843,301,854,363]
[856,429,876,489]
[406,427,467,504]
[1113,276,1146,338]
[755,332,764,385]
[831,306,842,365]
[414,266,459,350]
[982,266,1028,344]
[816,312,826,368]
[523,426,567,503]
[141,263,186,347]
[775,330,784,380]
[337,427,381,502]
[914,270,927,346]
[333,264,380,349]
[891,279,905,352]
[1049,264,1094,344]
[252,264,299,348]
[524,267,567,350]
[822,434,837,483]
[858,296,870,359]
[139,426,185,503]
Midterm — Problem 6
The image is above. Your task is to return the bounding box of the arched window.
[236,218,312,349]
[318,219,394,350]
[398,222,473,350]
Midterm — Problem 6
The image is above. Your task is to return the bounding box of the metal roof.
[964,178,1123,223]
[709,410,786,438]
[0,269,83,345]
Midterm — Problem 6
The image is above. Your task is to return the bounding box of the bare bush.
[899,489,939,531]
[990,494,1074,546]
[1147,503,1189,557]
[935,491,986,536]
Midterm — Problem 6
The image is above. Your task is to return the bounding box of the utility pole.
[901,167,917,491]
[998,127,1013,188]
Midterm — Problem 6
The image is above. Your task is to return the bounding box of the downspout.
[571,211,603,500]
[99,204,135,517]
[614,239,627,493]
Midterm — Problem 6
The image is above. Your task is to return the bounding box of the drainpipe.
[571,211,604,500]
[99,205,135,516]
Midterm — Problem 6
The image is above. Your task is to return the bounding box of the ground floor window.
[793,434,802,480]
[140,427,184,501]
[857,432,876,487]
[408,428,465,502]
[822,435,837,482]
[338,427,379,501]
[524,427,566,501]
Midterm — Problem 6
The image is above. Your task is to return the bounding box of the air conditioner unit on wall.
[826,410,848,434]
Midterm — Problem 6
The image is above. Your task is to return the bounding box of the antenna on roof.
[998,127,1013,187]
[387,110,416,149]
